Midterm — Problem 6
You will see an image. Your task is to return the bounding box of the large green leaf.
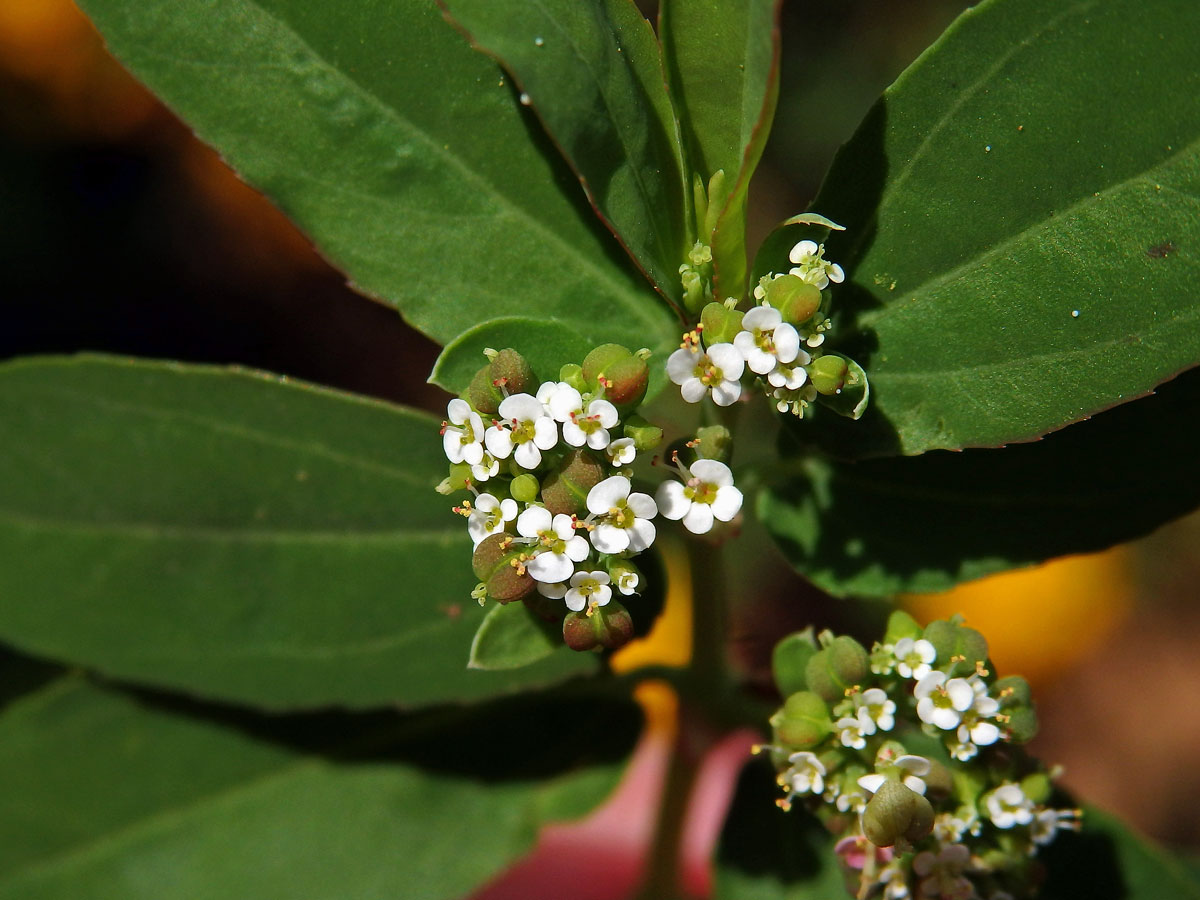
[794,0,1200,457]
[1040,808,1200,900]
[429,316,595,395]
[759,365,1200,597]
[441,0,689,308]
[660,0,781,299]
[0,678,637,899]
[0,356,596,709]
[77,0,676,353]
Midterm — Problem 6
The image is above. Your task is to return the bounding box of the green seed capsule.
[582,344,648,409]
[563,600,634,651]
[769,691,832,750]
[766,274,822,325]
[772,627,819,696]
[471,533,534,603]
[510,474,540,503]
[808,354,850,395]
[541,449,604,516]
[805,636,870,703]
[863,781,934,848]
[700,301,744,345]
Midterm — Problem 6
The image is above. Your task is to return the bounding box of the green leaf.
[469,602,561,671]
[759,366,1200,597]
[429,316,594,394]
[802,0,1200,457]
[713,763,845,899]
[0,678,638,899]
[1040,807,1200,900]
[661,0,781,299]
[441,0,689,306]
[76,0,676,352]
[0,356,596,709]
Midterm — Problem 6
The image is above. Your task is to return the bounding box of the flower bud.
[604,557,643,596]
[471,533,535,603]
[582,344,649,409]
[540,449,604,516]
[766,274,822,325]
[558,363,587,393]
[772,627,819,696]
[808,354,850,395]
[465,348,536,415]
[622,414,663,451]
[694,424,733,463]
[863,780,934,848]
[563,599,634,651]
[805,636,870,703]
[770,691,832,750]
[923,618,989,676]
[509,474,540,503]
[700,301,744,345]
[883,610,923,644]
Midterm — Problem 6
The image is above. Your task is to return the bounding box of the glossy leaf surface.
[0,356,596,709]
[0,678,636,899]
[760,367,1200,597]
[77,0,676,353]
[800,0,1200,457]
[430,316,594,395]
[442,0,689,306]
[469,602,560,671]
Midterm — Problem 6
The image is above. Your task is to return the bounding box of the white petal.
[537,580,568,599]
[565,535,590,562]
[548,385,583,422]
[592,585,612,607]
[591,523,630,554]
[585,427,611,450]
[461,441,484,466]
[732,331,757,361]
[627,519,656,553]
[666,347,698,385]
[690,459,733,486]
[710,485,743,522]
[656,481,690,520]
[587,399,619,428]
[513,441,542,469]
[970,721,1001,746]
[742,305,781,331]
[443,430,466,463]
[561,421,587,447]
[516,506,551,537]
[484,426,513,459]
[564,588,586,611]
[528,552,572,583]
[789,240,818,264]
[626,492,657,518]
[498,393,544,422]
[447,398,471,424]
[707,343,745,378]
[587,476,631,514]
[500,498,518,520]
[710,380,742,406]
[857,774,886,794]
[533,417,559,449]
[552,514,577,540]
[680,378,707,403]
[682,502,714,534]
[744,347,776,375]
[946,679,975,711]
[828,263,845,283]
[773,324,801,363]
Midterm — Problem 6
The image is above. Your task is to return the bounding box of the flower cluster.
[669,231,867,420]
[760,614,1080,900]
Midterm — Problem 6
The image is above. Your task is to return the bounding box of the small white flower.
[606,437,636,466]
[854,687,896,734]
[836,782,870,814]
[836,715,868,750]
[893,637,936,680]
[1030,807,1081,846]
[766,355,811,390]
[467,493,518,546]
[783,751,826,795]
[616,570,639,595]
[870,642,897,676]
[656,457,743,535]
[470,451,499,482]
[956,681,1001,748]
[485,393,559,469]
[516,506,589,583]
[733,305,801,375]
[564,570,612,613]
[788,239,845,290]
[586,475,657,554]
[985,783,1036,829]
[915,671,975,731]
[442,398,485,466]
[859,755,931,796]
[947,738,980,762]
[666,341,744,406]
[548,385,620,449]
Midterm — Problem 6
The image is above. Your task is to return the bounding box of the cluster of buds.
[441,344,744,652]
[759,613,1080,900]
[669,232,867,420]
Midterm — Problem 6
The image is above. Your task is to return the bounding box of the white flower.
[467,493,518,546]
[484,393,559,469]
[564,570,612,613]
[766,356,810,390]
[947,738,979,762]
[859,755,931,796]
[535,380,566,413]
[956,680,1001,748]
[666,341,744,406]
[516,506,589,583]
[788,239,845,290]
[548,385,619,449]
[442,398,485,466]
[606,437,636,466]
[470,452,499,482]
[586,475,657,554]
[836,715,868,750]
[783,751,826,796]
[855,687,896,734]
[616,570,639,595]
[656,458,743,535]
[733,305,802,375]
[894,637,936,680]
[915,671,975,731]
[985,783,1035,829]
[1030,807,1081,846]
